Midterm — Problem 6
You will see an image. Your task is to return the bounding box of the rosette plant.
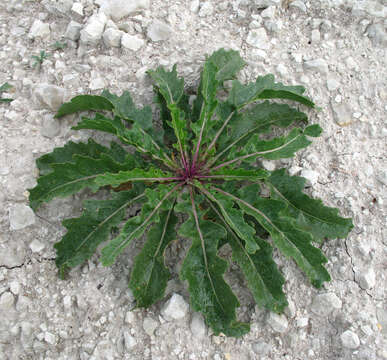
[29,49,353,337]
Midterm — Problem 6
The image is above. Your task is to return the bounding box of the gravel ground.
[0,0,386,359]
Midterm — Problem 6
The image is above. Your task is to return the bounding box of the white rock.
[261,160,276,171]
[147,20,173,42]
[246,28,269,49]
[304,58,328,75]
[143,317,158,336]
[90,77,106,90]
[190,0,200,13]
[289,0,307,13]
[366,23,387,47]
[44,332,56,345]
[41,114,61,138]
[42,0,73,16]
[261,6,276,19]
[106,20,118,30]
[190,313,206,339]
[9,281,20,295]
[30,239,45,253]
[71,2,83,18]
[198,2,214,17]
[64,21,82,41]
[100,0,150,22]
[161,293,189,320]
[252,341,271,356]
[0,292,15,310]
[331,102,352,126]
[296,317,309,328]
[345,56,357,70]
[300,169,319,186]
[311,29,320,43]
[268,312,288,333]
[252,49,267,60]
[125,311,136,324]
[102,28,122,47]
[34,84,66,111]
[264,19,282,33]
[276,63,288,77]
[121,34,145,51]
[255,0,281,8]
[80,12,107,45]
[340,330,360,349]
[311,293,342,316]
[9,204,36,230]
[326,78,340,91]
[124,332,137,350]
[29,20,50,39]
[356,268,376,289]
[351,1,386,18]
[284,298,296,318]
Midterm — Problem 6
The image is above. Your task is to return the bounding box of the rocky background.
[0,0,386,359]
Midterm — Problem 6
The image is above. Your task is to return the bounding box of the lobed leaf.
[214,185,331,288]
[129,208,178,307]
[100,183,181,266]
[55,187,145,279]
[228,74,315,109]
[177,192,250,337]
[267,169,354,242]
[55,95,114,118]
[29,142,137,210]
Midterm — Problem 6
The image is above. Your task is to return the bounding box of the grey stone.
[252,341,271,356]
[102,28,122,48]
[289,0,307,13]
[327,78,340,91]
[268,312,288,333]
[143,317,158,336]
[300,169,319,186]
[100,0,150,22]
[123,332,137,350]
[42,0,73,16]
[366,23,387,47]
[304,58,328,75]
[190,313,206,339]
[246,28,269,49]
[0,292,15,310]
[44,332,56,345]
[261,6,276,19]
[65,21,82,41]
[351,1,386,18]
[147,20,173,42]
[29,20,50,39]
[9,204,36,230]
[264,20,281,33]
[34,84,66,111]
[41,114,61,138]
[376,307,387,335]
[311,29,321,43]
[356,268,376,289]
[89,77,106,91]
[198,2,214,17]
[161,293,189,320]
[0,248,24,268]
[71,2,83,20]
[121,34,145,51]
[190,0,200,13]
[311,293,342,316]
[340,330,360,349]
[29,239,45,253]
[255,0,280,8]
[331,102,352,126]
[80,12,107,45]
[296,317,309,328]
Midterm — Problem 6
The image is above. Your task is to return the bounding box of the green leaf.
[95,167,176,188]
[206,48,246,83]
[29,143,136,210]
[0,82,12,92]
[214,185,331,288]
[267,169,353,242]
[207,200,287,312]
[204,168,268,181]
[101,183,180,266]
[176,191,250,337]
[55,188,145,279]
[100,90,153,131]
[55,95,114,118]
[304,124,323,137]
[228,74,315,109]
[36,139,128,176]
[148,66,188,158]
[129,207,178,307]
[203,186,259,253]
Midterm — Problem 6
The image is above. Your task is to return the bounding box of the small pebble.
[340,330,360,349]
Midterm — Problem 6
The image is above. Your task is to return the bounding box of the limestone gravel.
[0,0,386,359]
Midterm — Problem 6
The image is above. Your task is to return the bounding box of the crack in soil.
[0,257,56,270]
